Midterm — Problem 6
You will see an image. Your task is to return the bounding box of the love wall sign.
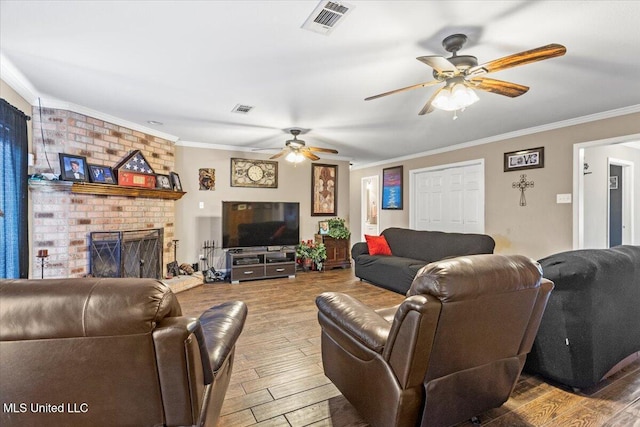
[504,147,544,172]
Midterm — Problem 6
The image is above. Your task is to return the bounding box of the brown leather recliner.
[316,254,553,427]
[0,278,247,427]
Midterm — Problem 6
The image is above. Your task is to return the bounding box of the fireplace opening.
[89,228,163,279]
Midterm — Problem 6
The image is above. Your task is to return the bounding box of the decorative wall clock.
[230,158,278,188]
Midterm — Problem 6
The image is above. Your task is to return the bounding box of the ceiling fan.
[269,129,338,163]
[365,34,566,116]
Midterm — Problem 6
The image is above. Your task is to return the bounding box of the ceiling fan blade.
[301,150,320,161]
[416,56,458,76]
[307,147,338,154]
[418,87,444,116]
[468,43,566,75]
[365,80,441,101]
[468,77,529,98]
[270,149,288,159]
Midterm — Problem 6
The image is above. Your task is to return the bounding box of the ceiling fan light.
[432,83,479,111]
[432,87,455,111]
[286,151,305,163]
[452,83,479,108]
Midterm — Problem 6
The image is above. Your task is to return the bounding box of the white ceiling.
[1,1,640,167]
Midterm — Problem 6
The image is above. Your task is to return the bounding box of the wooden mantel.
[28,180,186,200]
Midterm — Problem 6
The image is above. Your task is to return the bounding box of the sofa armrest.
[198,301,248,381]
[316,292,391,354]
[351,242,369,259]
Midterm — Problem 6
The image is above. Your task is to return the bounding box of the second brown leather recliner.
[316,254,553,427]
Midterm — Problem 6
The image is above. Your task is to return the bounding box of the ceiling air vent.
[231,104,254,114]
[301,1,354,36]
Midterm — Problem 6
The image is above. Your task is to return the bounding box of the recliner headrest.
[0,278,182,340]
[407,254,542,302]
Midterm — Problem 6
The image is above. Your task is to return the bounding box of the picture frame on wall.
[382,166,403,210]
[230,158,278,188]
[88,164,116,184]
[59,153,89,182]
[504,147,545,172]
[311,163,337,216]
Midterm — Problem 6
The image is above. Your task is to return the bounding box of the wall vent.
[301,1,354,35]
[231,104,254,114]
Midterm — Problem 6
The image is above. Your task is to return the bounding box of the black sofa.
[525,245,640,389]
[351,227,496,294]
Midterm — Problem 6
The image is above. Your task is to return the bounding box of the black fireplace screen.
[89,228,163,279]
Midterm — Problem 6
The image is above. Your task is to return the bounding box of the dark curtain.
[0,98,30,278]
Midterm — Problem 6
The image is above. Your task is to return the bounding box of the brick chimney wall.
[30,107,177,278]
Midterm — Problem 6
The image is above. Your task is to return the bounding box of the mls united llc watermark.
[3,402,89,414]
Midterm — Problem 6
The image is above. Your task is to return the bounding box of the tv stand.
[226,249,296,284]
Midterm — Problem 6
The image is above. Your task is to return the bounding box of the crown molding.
[350,104,640,170]
[176,140,261,152]
[0,53,39,103]
[1,54,179,142]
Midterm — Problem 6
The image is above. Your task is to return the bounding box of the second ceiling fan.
[270,129,338,162]
[365,34,566,115]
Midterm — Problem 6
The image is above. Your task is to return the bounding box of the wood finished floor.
[175,268,640,427]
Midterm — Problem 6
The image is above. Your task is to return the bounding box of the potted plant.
[309,241,327,271]
[296,240,327,271]
[327,218,351,240]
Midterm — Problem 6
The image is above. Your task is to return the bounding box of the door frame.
[608,158,634,246]
[409,159,485,231]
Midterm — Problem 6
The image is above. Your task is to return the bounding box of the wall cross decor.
[512,174,534,206]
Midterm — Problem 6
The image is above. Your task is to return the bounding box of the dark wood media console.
[226,249,296,283]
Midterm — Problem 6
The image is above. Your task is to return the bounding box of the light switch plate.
[556,194,572,204]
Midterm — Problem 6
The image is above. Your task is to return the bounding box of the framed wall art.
[311,163,337,216]
[382,166,403,210]
[59,153,89,182]
[199,168,215,190]
[88,164,116,184]
[230,158,278,188]
[504,147,544,172]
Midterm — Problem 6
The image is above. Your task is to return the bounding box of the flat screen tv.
[222,201,300,249]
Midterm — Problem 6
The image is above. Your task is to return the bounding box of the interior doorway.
[573,134,639,248]
[361,176,379,240]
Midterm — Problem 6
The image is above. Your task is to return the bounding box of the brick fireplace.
[29,107,178,279]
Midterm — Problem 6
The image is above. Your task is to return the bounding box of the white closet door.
[412,162,484,233]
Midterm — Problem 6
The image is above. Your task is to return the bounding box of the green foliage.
[327,218,351,239]
[297,240,327,263]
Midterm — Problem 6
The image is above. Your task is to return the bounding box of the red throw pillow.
[365,234,392,256]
